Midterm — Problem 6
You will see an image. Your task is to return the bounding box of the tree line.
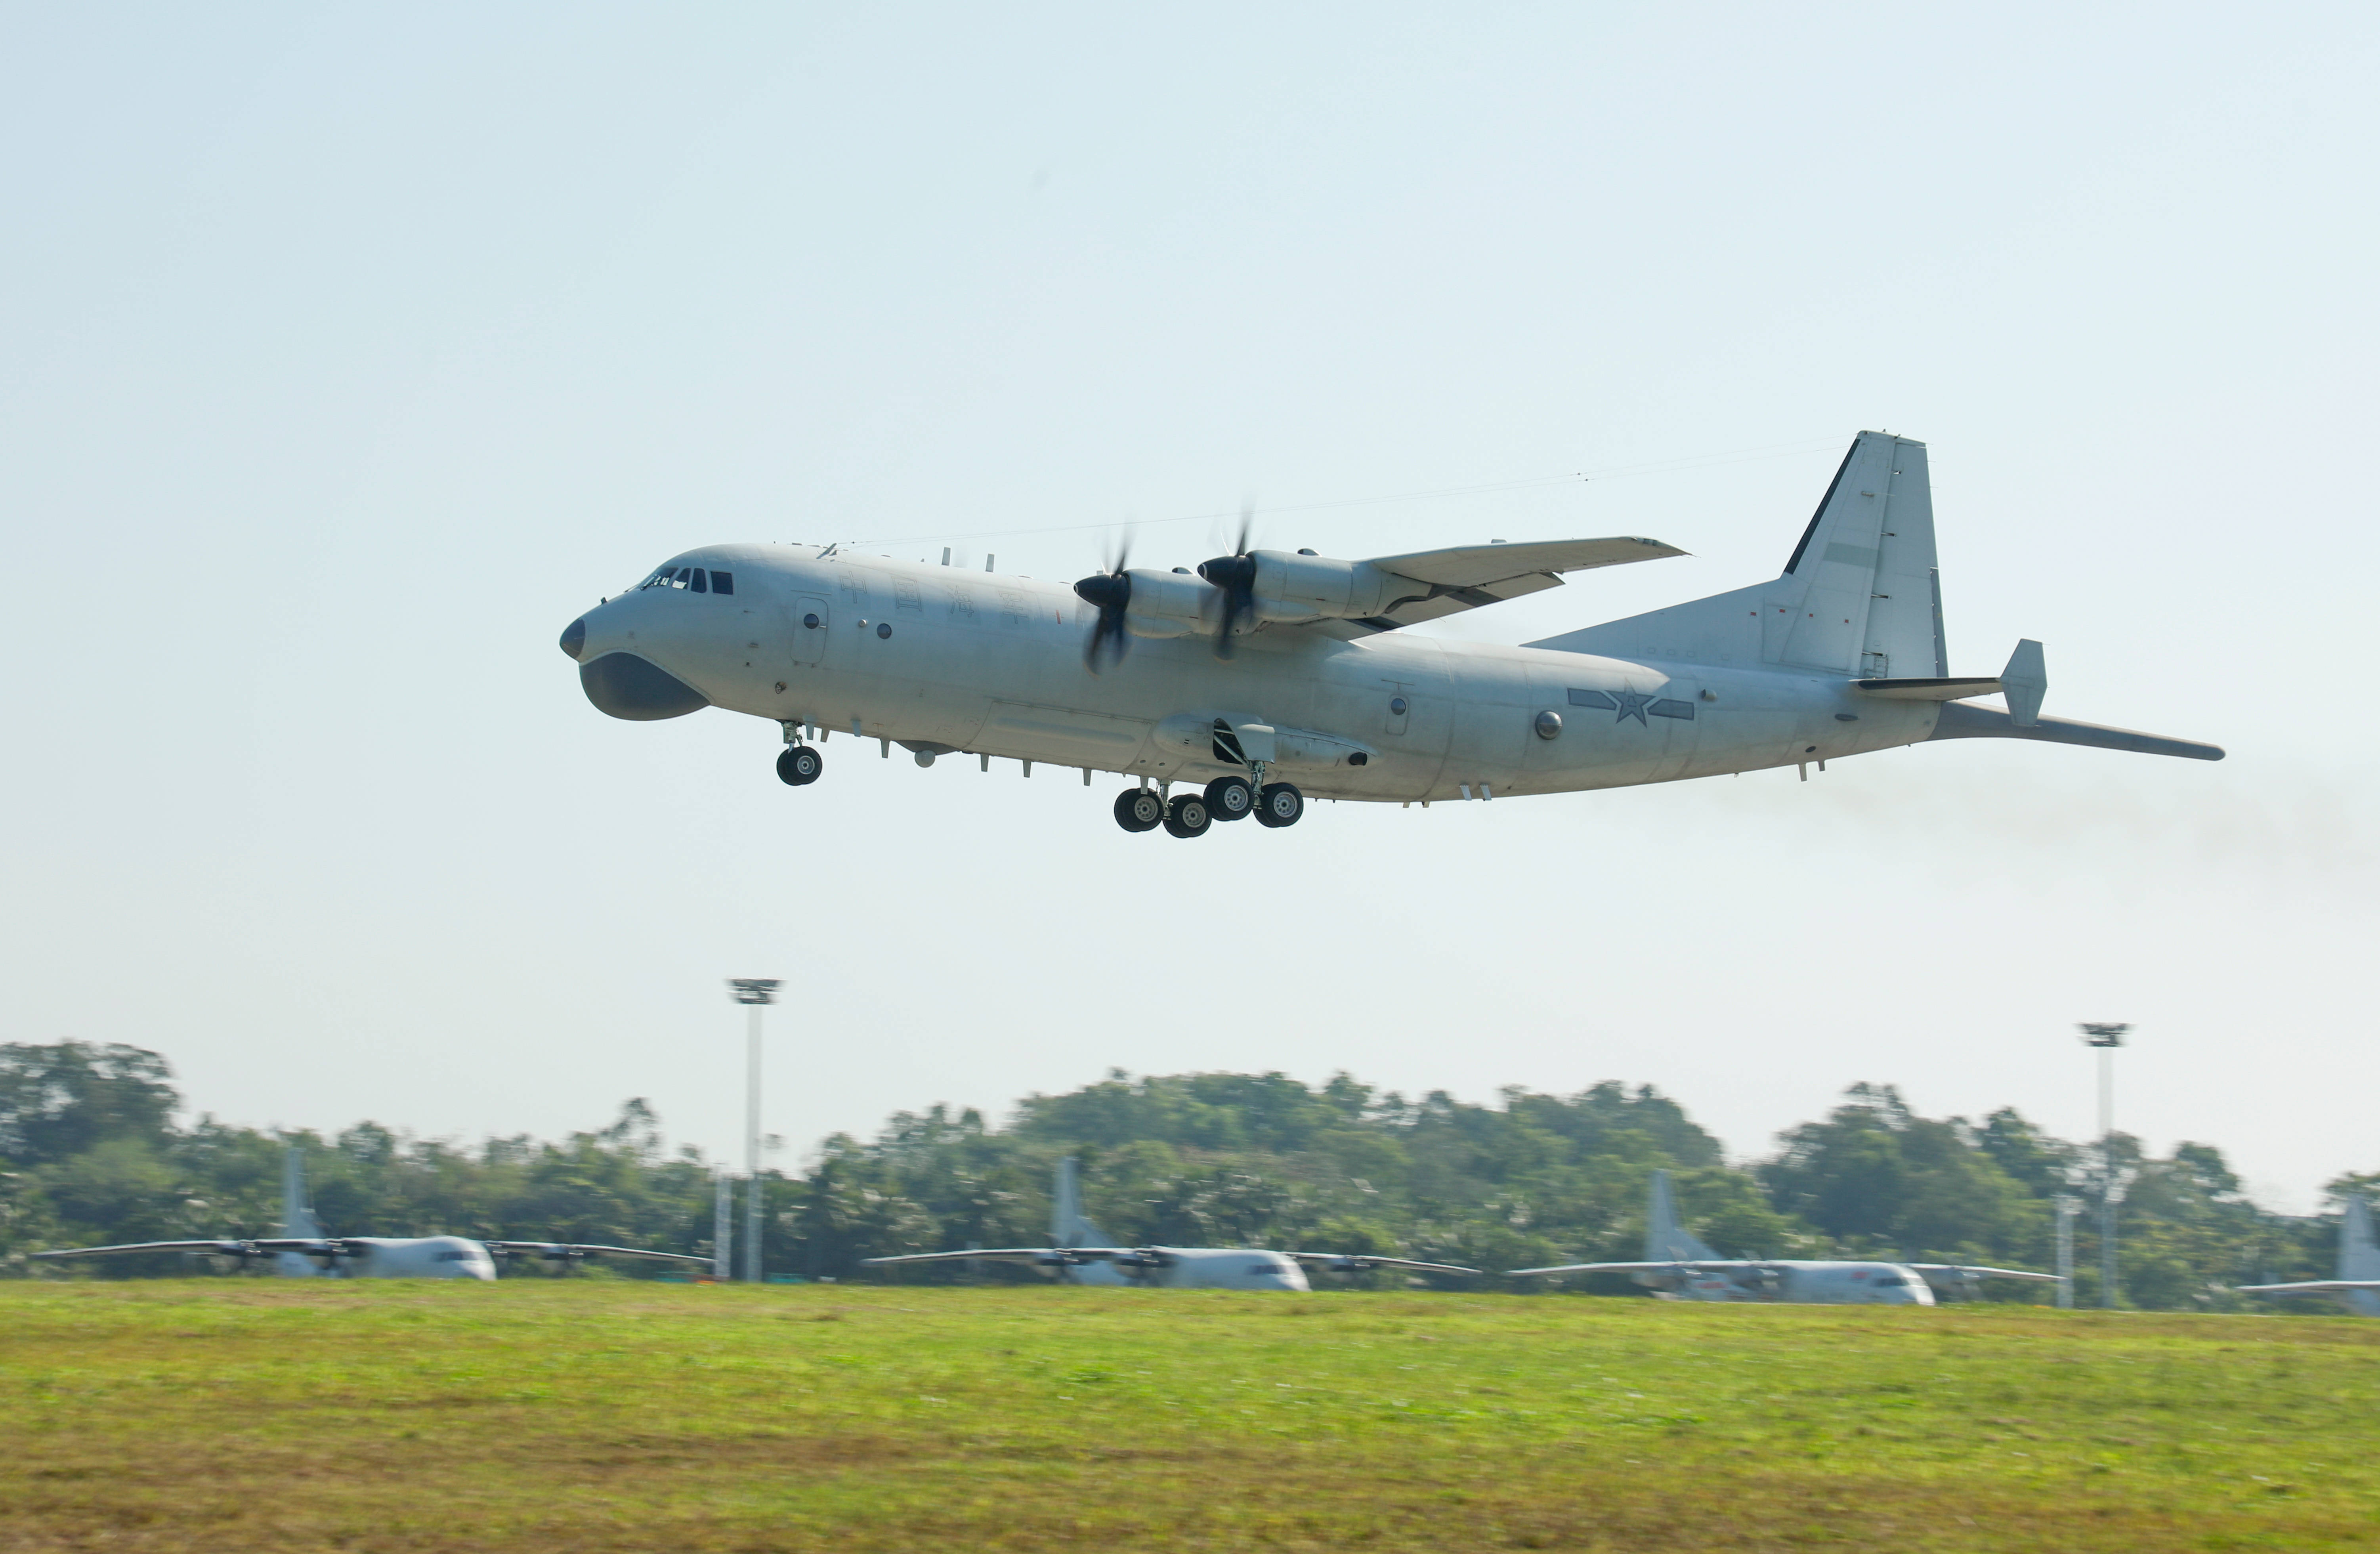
[3,1041,2368,1307]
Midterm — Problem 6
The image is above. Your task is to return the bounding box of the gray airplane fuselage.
[563,542,1931,804]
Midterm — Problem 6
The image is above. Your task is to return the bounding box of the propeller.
[1194,503,1257,659]
[1072,531,1135,672]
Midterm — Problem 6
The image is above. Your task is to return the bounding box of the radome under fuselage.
[563,542,1934,804]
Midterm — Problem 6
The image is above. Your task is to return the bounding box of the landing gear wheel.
[1255,782,1303,828]
[1162,792,1213,838]
[1203,776,1255,822]
[1113,788,1165,833]
[777,746,823,787]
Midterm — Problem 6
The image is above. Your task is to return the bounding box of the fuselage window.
[1648,699,1695,720]
[689,568,707,593]
[1568,688,1618,709]
[710,570,734,595]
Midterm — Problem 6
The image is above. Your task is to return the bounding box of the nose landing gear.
[777,745,823,786]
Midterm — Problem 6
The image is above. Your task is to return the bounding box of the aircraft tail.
[1530,431,1945,679]
[1052,1157,1109,1247]
[2342,1198,2380,1317]
[281,1145,322,1239]
[1644,1170,1721,1263]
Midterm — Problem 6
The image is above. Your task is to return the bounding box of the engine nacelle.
[1243,551,1421,624]
[1118,568,1228,639]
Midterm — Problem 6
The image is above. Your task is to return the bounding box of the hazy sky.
[4,5,2374,1209]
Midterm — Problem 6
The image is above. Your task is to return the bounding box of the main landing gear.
[1111,780,1301,837]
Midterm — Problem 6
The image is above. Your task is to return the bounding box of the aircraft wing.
[35,1239,270,1260]
[2236,1279,2380,1294]
[1321,536,1686,636]
[1286,1252,1481,1275]
[1505,1259,1754,1277]
[485,1241,710,1266]
[1908,1263,2065,1286]
[859,1247,1133,1267]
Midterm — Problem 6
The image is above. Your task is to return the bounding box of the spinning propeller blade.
[1195,503,1257,659]
[1072,531,1135,672]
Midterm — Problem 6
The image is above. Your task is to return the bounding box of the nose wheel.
[777,746,823,786]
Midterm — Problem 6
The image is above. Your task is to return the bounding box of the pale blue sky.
[3,4,2373,1207]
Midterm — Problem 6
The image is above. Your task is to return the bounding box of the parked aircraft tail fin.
[1528,431,1945,678]
[1644,1170,1721,1264]
[2343,1198,2380,1317]
[1052,1156,1109,1248]
[281,1145,321,1241]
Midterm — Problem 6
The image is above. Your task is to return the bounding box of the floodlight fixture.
[729,978,782,1007]
[2078,1022,2130,1048]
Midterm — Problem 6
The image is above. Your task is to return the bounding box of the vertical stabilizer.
[277,1144,325,1278]
[281,1145,321,1239]
[1529,432,1946,677]
[1052,1157,1109,1247]
[1644,1170,1720,1263]
[2342,1198,2380,1317]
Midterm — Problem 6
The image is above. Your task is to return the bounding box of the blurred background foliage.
[0,1043,2357,1307]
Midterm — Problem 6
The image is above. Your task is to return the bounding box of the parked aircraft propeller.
[1073,532,1136,672]
[1196,504,1258,659]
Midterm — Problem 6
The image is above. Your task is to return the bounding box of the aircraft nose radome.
[558,617,587,660]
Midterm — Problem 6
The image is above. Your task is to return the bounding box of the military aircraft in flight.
[1507,1171,2065,1306]
[2237,1197,2380,1315]
[34,1147,707,1280]
[861,1158,1475,1290]
[560,432,2220,835]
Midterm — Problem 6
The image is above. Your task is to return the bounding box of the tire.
[1161,792,1213,838]
[1113,788,1165,833]
[777,746,823,787]
[1254,782,1303,828]
[1203,776,1255,822]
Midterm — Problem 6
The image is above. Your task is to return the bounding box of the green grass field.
[2,1282,2374,1551]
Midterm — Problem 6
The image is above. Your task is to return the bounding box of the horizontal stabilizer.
[1857,677,2002,702]
[1925,702,2224,761]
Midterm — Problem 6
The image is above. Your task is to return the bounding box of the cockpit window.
[435,1249,480,1262]
[637,565,734,595]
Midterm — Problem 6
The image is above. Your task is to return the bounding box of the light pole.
[2078,1023,2131,1309]
[729,978,783,1283]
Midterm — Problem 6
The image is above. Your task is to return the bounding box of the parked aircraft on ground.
[34,1147,707,1280]
[1507,1171,2065,1306]
[861,1158,1476,1290]
[560,431,2221,834]
[2238,1197,2380,1315]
